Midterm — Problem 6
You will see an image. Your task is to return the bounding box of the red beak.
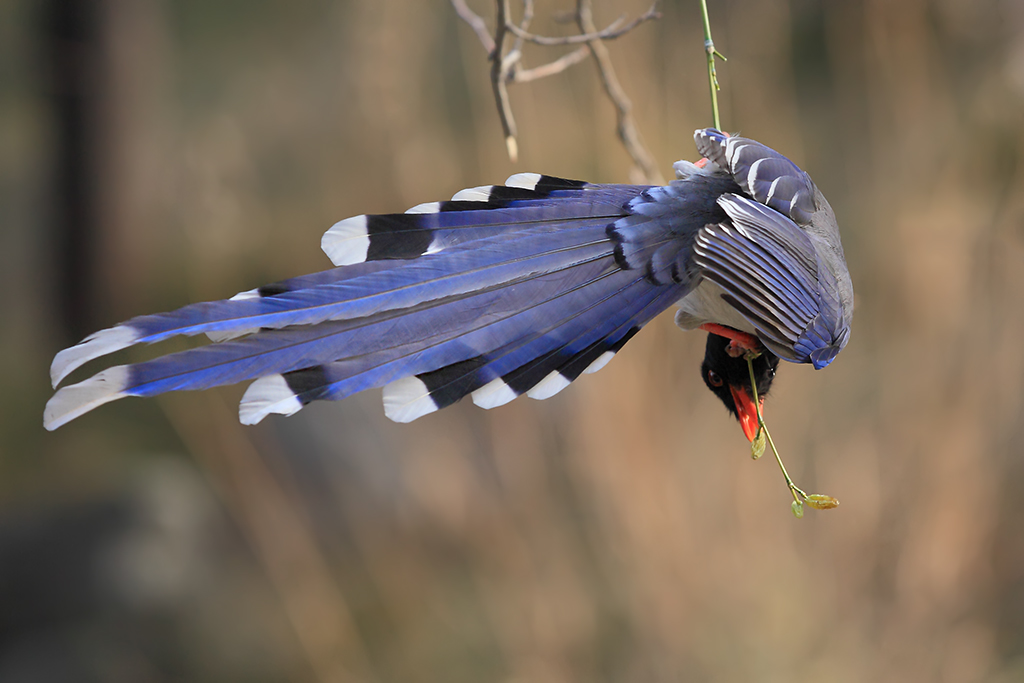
[729,386,764,442]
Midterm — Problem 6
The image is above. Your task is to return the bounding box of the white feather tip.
[50,326,139,389]
[44,366,130,431]
[238,375,304,425]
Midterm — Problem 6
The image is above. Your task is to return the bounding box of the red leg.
[699,323,761,358]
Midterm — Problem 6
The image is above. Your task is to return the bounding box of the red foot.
[699,323,761,358]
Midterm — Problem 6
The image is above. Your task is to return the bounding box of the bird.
[44,128,853,437]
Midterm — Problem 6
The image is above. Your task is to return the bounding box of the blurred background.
[3,0,1024,681]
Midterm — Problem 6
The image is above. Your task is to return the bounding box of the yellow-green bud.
[805,494,840,510]
[751,429,766,460]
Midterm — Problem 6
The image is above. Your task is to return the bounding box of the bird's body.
[45,129,852,434]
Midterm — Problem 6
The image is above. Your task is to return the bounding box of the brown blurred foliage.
[3,0,1024,681]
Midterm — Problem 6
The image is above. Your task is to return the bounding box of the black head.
[700,332,780,440]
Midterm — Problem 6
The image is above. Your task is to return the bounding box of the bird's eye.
[707,370,724,387]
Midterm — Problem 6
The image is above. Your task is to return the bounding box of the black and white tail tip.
[320,173,588,266]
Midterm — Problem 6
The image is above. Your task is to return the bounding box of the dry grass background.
[3,0,1024,681]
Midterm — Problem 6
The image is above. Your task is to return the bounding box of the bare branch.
[451,0,662,170]
[511,0,534,56]
[490,0,519,161]
[450,0,495,54]
[506,3,660,46]
[576,0,664,184]
[513,46,589,83]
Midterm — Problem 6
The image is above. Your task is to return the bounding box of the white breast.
[672,279,756,334]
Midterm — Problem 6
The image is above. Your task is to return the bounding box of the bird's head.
[701,332,780,441]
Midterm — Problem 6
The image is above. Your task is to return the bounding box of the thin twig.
[700,0,726,130]
[745,354,839,516]
[451,0,495,53]
[451,0,661,169]
[506,3,660,46]
[576,0,664,184]
[511,0,534,56]
[490,0,519,161]
[513,46,589,82]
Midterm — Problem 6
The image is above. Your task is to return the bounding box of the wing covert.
[694,194,848,368]
[694,128,819,226]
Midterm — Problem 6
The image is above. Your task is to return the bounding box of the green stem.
[746,355,806,505]
[699,0,726,130]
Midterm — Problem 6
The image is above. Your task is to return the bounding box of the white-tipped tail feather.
[382,376,439,423]
[583,351,615,375]
[504,173,542,190]
[471,377,518,409]
[450,186,492,202]
[406,201,442,214]
[228,288,260,301]
[527,371,571,400]
[321,215,370,266]
[44,366,131,431]
[238,374,305,425]
[50,326,139,389]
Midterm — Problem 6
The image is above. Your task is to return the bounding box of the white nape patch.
[44,366,130,431]
[406,201,442,214]
[382,376,438,423]
[51,325,139,388]
[451,185,493,202]
[471,377,518,409]
[746,157,767,194]
[583,351,615,375]
[229,288,260,301]
[206,328,259,342]
[321,215,370,266]
[239,374,303,425]
[505,172,541,190]
[527,371,571,400]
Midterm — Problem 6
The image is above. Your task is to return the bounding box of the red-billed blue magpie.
[45,129,853,437]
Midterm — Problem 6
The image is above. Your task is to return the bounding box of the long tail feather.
[241,260,685,424]
[46,239,638,430]
[50,219,618,388]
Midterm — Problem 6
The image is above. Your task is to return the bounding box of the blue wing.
[693,194,849,368]
[694,129,818,226]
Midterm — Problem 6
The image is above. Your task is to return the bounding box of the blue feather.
[245,262,686,423]
[45,133,854,430]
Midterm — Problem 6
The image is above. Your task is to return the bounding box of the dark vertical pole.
[42,0,102,343]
